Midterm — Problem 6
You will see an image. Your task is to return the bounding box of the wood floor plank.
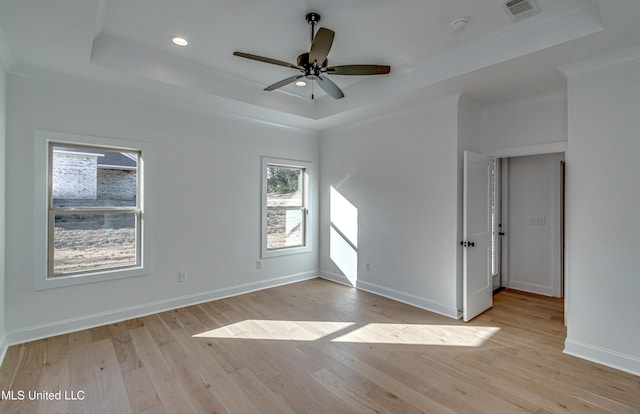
[0,344,22,390]
[0,341,46,414]
[34,358,69,414]
[167,330,258,413]
[1,280,639,413]
[228,368,297,414]
[310,367,394,414]
[122,367,164,414]
[315,340,458,414]
[139,315,174,347]
[156,310,182,331]
[67,339,99,414]
[128,326,200,414]
[90,338,133,414]
[108,322,143,374]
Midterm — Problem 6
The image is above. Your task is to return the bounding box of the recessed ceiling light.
[295,81,307,87]
[171,36,188,46]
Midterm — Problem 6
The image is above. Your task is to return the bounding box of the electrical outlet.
[178,272,187,282]
[365,262,371,271]
[256,261,262,270]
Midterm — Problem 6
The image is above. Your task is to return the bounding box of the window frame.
[261,157,312,258]
[34,130,153,290]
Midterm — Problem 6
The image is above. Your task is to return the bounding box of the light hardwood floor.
[1,278,639,413]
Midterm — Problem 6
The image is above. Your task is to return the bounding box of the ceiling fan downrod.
[306,12,321,43]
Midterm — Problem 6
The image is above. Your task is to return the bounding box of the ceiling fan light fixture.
[170,36,188,46]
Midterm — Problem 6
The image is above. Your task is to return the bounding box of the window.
[49,144,140,276]
[34,130,152,289]
[261,157,311,258]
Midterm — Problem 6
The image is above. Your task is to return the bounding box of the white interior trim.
[33,130,154,290]
[320,272,461,319]
[564,339,640,377]
[5,271,318,348]
[0,334,7,367]
[483,141,567,158]
[559,43,640,78]
[261,157,313,259]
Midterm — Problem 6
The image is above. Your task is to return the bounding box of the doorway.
[492,153,565,298]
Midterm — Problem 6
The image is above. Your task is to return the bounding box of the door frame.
[484,143,567,298]
[499,158,510,289]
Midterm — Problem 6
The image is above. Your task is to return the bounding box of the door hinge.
[460,241,475,247]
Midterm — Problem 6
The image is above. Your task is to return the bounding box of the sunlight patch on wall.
[330,186,358,247]
[330,227,358,285]
[329,186,359,285]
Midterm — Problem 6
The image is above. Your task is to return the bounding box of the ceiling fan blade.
[327,65,391,75]
[233,52,299,69]
[316,76,344,99]
[264,75,304,91]
[309,28,334,65]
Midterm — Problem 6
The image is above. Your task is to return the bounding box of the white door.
[463,151,493,322]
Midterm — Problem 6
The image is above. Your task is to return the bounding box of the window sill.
[261,245,312,259]
[34,265,151,290]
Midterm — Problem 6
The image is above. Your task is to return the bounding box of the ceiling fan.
[233,12,390,100]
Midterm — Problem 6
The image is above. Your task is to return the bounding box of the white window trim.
[261,157,312,258]
[33,130,153,290]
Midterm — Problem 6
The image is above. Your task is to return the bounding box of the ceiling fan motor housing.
[297,52,328,78]
[306,13,321,26]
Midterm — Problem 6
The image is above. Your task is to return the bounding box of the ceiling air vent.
[504,0,541,21]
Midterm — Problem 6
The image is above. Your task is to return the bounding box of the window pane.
[52,213,137,275]
[267,166,303,207]
[52,146,138,208]
[267,209,303,249]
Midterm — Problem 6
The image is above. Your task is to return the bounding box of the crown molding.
[559,42,640,77]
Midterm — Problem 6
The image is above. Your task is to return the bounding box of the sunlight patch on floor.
[331,323,501,347]
[193,320,500,347]
[193,320,356,341]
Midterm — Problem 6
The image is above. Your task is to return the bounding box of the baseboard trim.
[5,271,319,347]
[0,333,7,367]
[319,271,356,287]
[564,339,640,377]
[508,281,553,297]
[319,272,459,319]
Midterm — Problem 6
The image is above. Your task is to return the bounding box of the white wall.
[506,153,564,297]
[4,75,320,342]
[481,91,567,156]
[319,95,464,318]
[0,62,7,358]
[562,46,640,376]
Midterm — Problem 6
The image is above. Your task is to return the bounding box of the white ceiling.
[1,0,639,129]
